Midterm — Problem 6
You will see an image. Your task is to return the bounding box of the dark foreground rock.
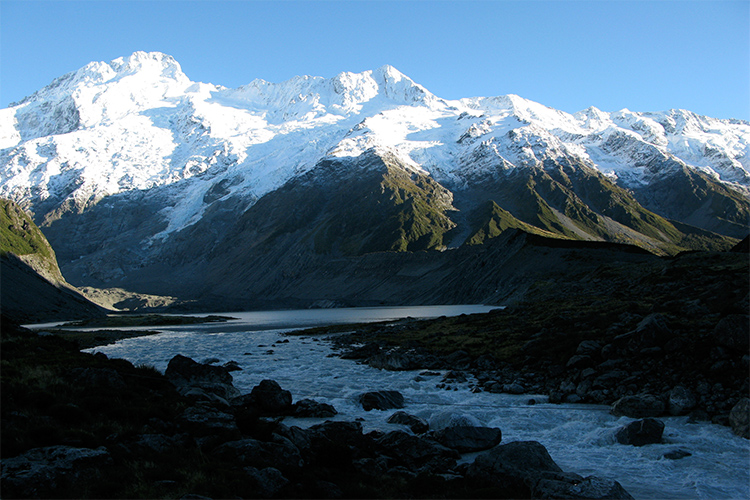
[387,411,430,434]
[1,446,111,499]
[359,390,405,411]
[1,325,638,499]
[615,418,665,446]
[610,394,665,418]
[467,441,633,499]
[431,425,502,453]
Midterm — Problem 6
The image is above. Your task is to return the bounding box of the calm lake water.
[51,305,750,500]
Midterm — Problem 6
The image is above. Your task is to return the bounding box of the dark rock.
[615,418,665,446]
[580,368,597,379]
[359,390,405,411]
[293,398,337,418]
[668,386,697,416]
[179,404,239,438]
[566,354,594,369]
[340,342,381,360]
[1,446,111,498]
[387,411,430,434]
[576,340,602,357]
[375,430,459,471]
[466,441,565,497]
[729,398,750,438]
[503,382,526,394]
[251,380,293,415]
[431,426,502,453]
[663,449,692,460]
[712,315,750,352]
[630,313,674,349]
[212,438,303,470]
[302,421,369,467]
[132,433,181,454]
[592,370,628,390]
[165,354,240,402]
[533,475,634,499]
[611,394,665,418]
[429,411,482,430]
[244,467,289,498]
[222,360,242,371]
[474,354,498,371]
[69,367,126,390]
[368,349,423,370]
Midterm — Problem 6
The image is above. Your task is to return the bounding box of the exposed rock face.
[729,398,750,438]
[359,390,405,411]
[615,418,665,446]
[1,446,111,498]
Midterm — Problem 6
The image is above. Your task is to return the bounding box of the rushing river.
[73,306,749,499]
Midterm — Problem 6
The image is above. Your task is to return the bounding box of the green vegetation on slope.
[465,200,558,245]
[1,199,55,260]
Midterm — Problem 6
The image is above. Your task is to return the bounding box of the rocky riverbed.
[314,249,749,435]
[2,319,635,499]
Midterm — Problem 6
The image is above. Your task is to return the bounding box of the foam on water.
[83,307,750,499]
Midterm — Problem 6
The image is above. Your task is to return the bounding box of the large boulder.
[165,354,240,402]
[387,411,430,434]
[729,398,750,438]
[431,426,502,453]
[466,441,565,497]
[611,394,665,418]
[712,315,750,352]
[632,313,674,348]
[668,386,697,416]
[466,440,634,498]
[293,398,337,418]
[1,446,111,498]
[359,390,404,411]
[615,418,665,446]
[429,411,482,430]
[375,430,459,471]
[250,380,293,415]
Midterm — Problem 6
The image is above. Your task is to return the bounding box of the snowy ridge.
[1,51,748,237]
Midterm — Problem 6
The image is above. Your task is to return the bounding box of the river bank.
[312,250,749,430]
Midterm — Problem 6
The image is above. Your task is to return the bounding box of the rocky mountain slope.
[0,199,105,322]
[1,52,747,305]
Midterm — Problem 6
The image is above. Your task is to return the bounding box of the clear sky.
[1,0,748,120]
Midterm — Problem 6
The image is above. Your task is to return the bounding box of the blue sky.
[1,0,748,120]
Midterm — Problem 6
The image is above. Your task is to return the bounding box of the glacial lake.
[67,305,749,500]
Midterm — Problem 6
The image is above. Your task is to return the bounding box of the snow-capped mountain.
[1,52,748,303]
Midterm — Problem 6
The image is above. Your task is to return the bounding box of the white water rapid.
[79,306,749,499]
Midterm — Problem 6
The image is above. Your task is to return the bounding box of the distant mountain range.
[1,52,748,309]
